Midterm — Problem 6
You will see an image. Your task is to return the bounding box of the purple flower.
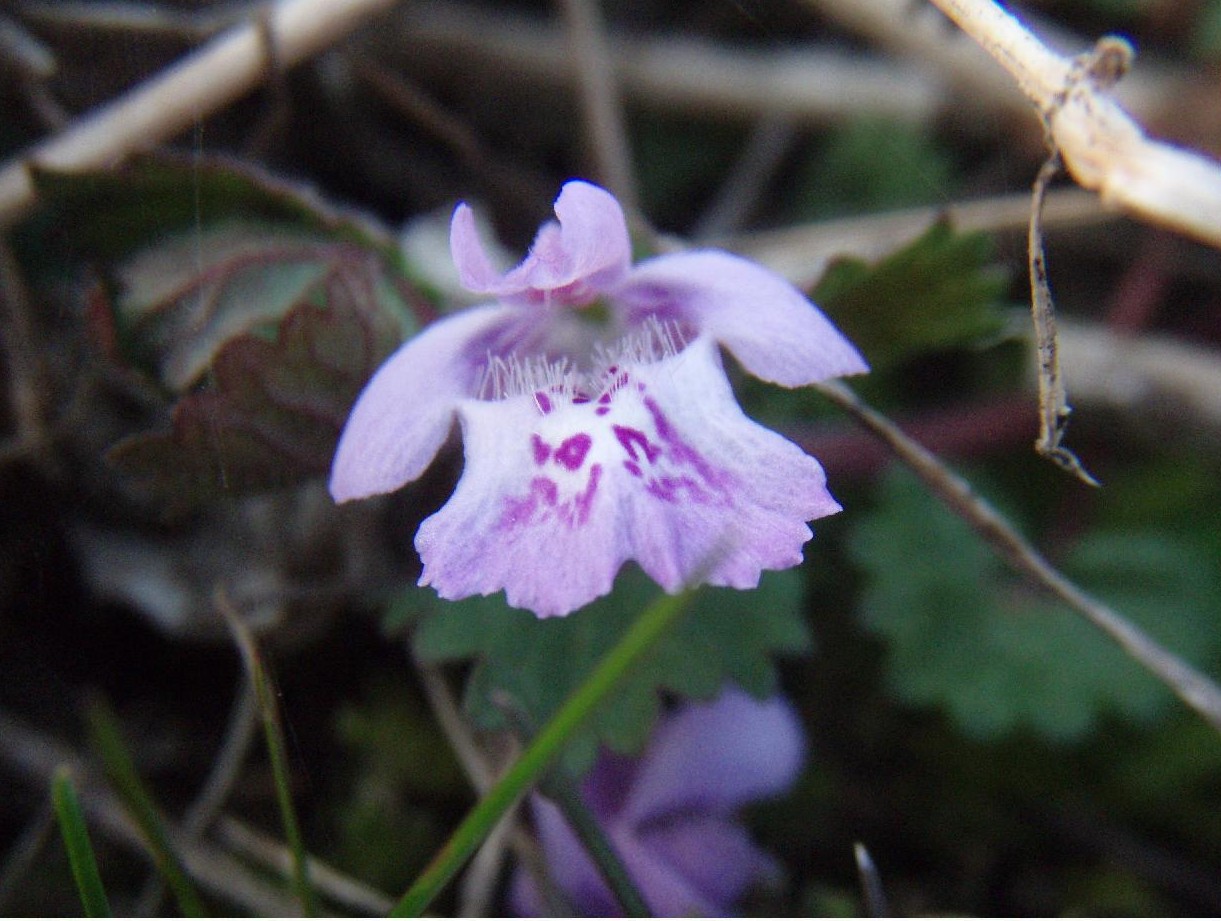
[509,687,806,917]
[330,181,866,617]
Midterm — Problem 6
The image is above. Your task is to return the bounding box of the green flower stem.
[392,589,694,917]
[496,695,650,917]
[51,767,112,917]
[538,768,650,917]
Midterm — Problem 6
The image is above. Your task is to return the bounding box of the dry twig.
[731,186,1108,291]
[0,0,397,227]
[1028,152,1099,485]
[387,0,942,126]
[924,0,1221,248]
[0,708,297,916]
[557,0,637,215]
[813,380,1221,737]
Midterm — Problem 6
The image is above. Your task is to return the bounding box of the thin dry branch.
[416,661,566,915]
[1056,320,1221,430]
[813,380,1221,737]
[807,0,1182,131]
[924,0,1221,248]
[1028,152,1098,485]
[214,817,395,916]
[0,708,297,916]
[557,0,638,215]
[729,186,1108,290]
[386,0,943,125]
[0,0,397,228]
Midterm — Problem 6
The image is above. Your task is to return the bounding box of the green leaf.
[107,252,419,504]
[411,567,809,773]
[849,468,1221,741]
[813,220,1008,370]
[24,156,438,506]
[51,768,112,918]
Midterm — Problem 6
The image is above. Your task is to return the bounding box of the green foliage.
[849,468,1221,741]
[409,566,809,773]
[813,220,1009,371]
[791,118,956,220]
[106,252,416,504]
[394,590,696,916]
[25,157,437,505]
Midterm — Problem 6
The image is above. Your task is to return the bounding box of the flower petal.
[615,250,869,385]
[450,181,631,304]
[414,389,625,618]
[623,687,806,824]
[512,795,722,918]
[641,814,781,910]
[414,335,841,617]
[329,304,524,502]
[513,795,627,917]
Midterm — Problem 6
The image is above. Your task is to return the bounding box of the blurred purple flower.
[510,687,806,917]
[330,181,866,617]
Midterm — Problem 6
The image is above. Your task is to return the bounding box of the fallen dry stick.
[0,0,396,228]
[927,0,1221,249]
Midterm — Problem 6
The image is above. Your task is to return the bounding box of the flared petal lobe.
[329,304,523,502]
[623,688,806,824]
[450,181,631,305]
[509,688,805,917]
[615,250,869,386]
[414,335,840,618]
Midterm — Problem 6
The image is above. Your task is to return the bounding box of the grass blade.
[51,767,112,917]
[218,591,318,916]
[85,698,206,917]
[392,588,693,917]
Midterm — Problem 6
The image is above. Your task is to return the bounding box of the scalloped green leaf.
[30,157,441,505]
[813,220,1008,370]
[849,467,1221,741]
[409,566,809,774]
[112,228,422,391]
[107,254,417,503]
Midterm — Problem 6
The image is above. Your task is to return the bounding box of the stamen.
[592,316,688,381]
[478,353,580,402]
[477,318,689,407]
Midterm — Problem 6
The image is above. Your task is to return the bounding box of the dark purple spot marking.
[623,460,641,477]
[596,406,610,416]
[498,476,559,528]
[534,391,553,414]
[531,434,551,466]
[613,425,661,464]
[554,433,592,471]
[535,477,558,505]
[572,464,602,525]
[598,392,612,405]
[572,394,591,405]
